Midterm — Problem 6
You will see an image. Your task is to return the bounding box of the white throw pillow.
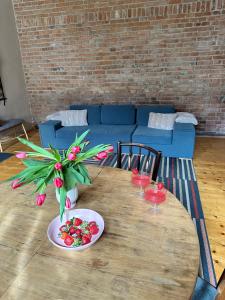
[176,112,198,125]
[148,113,177,130]
[46,110,88,126]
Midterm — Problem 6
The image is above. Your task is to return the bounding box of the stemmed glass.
[131,169,151,196]
[144,182,167,213]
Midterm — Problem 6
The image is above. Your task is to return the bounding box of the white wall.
[0,0,31,122]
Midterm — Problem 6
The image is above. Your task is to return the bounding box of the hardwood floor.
[194,137,225,281]
[0,131,224,280]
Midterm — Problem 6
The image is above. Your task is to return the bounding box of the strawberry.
[82,235,91,245]
[157,182,164,190]
[89,221,96,227]
[60,232,68,240]
[65,221,71,226]
[74,218,82,226]
[64,235,74,246]
[89,224,99,235]
[69,227,76,235]
[75,229,82,236]
[83,233,92,240]
[59,225,67,232]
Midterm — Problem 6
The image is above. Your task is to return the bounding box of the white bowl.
[47,209,104,251]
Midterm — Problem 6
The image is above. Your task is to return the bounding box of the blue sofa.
[39,104,196,158]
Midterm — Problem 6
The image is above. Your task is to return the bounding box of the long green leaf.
[49,144,61,161]
[70,168,85,184]
[17,137,56,160]
[22,159,50,168]
[66,130,90,155]
[63,167,78,190]
[59,186,67,221]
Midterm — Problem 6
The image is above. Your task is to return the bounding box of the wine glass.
[131,169,151,196]
[144,182,167,212]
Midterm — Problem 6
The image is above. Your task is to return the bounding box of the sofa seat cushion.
[56,126,90,139]
[101,105,136,125]
[132,126,172,145]
[89,125,136,141]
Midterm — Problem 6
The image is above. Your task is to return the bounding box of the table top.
[0,165,199,300]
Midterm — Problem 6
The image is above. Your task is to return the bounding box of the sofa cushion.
[70,105,101,125]
[132,126,172,145]
[137,105,176,126]
[56,126,90,139]
[101,105,136,125]
[148,113,177,130]
[47,110,88,126]
[90,125,136,141]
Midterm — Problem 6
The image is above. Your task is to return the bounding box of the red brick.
[11,0,225,134]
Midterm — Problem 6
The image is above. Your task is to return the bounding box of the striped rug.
[86,154,217,286]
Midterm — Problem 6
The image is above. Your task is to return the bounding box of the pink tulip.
[72,146,81,154]
[11,179,23,189]
[54,162,62,170]
[16,152,27,159]
[106,146,114,153]
[54,177,64,188]
[36,193,46,206]
[65,197,71,209]
[96,151,108,160]
[68,153,76,161]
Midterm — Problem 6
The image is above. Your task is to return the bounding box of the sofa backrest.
[136,105,176,126]
[70,104,101,125]
[101,105,136,125]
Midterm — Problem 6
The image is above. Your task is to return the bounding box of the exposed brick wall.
[12,0,225,134]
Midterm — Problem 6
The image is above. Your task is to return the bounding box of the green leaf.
[70,168,85,184]
[59,187,67,221]
[17,137,56,160]
[22,159,50,168]
[34,165,55,193]
[66,130,90,155]
[63,167,78,191]
[77,164,91,184]
[49,144,61,161]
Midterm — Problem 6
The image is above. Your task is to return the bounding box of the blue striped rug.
[86,154,217,286]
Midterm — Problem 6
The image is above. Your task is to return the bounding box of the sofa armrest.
[172,122,196,158]
[174,122,195,132]
[38,120,62,147]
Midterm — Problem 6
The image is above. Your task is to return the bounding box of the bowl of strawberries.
[47,209,104,250]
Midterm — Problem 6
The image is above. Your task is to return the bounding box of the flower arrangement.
[6,130,112,220]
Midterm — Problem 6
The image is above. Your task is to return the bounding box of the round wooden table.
[0,165,199,299]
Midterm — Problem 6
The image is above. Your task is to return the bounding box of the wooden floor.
[0,131,225,281]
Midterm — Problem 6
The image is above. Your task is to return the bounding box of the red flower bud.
[68,153,76,161]
[65,197,71,209]
[106,146,114,153]
[54,177,64,188]
[72,146,81,154]
[54,162,62,170]
[11,179,23,189]
[36,193,46,206]
[96,151,108,160]
[16,152,27,159]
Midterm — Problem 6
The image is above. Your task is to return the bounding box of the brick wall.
[12,0,225,134]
